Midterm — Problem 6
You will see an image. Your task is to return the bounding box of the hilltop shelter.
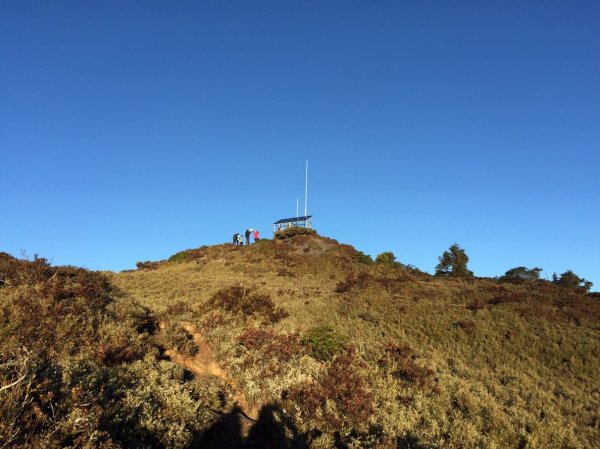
[273,215,313,234]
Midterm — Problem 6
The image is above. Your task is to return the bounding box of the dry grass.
[108,235,600,448]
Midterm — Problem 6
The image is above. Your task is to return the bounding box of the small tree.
[554,270,593,293]
[501,266,542,283]
[435,243,473,278]
[375,251,396,265]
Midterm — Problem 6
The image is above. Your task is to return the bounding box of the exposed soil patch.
[160,320,258,435]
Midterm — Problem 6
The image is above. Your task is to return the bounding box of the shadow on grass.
[194,404,434,449]
[194,403,309,449]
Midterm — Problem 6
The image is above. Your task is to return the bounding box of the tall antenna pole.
[304,160,308,217]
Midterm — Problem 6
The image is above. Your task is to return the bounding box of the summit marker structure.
[273,160,313,234]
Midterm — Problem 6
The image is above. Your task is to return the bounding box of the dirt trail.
[161,321,258,434]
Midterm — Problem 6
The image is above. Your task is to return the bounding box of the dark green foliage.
[435,243,473,278]
[554,270,593,293]
[375,251,396,265]
[355,251,373,264]
[168,250,191,263]
[207,286,288,323]
[274,227,317,240]
[136,260,161,270]
[303,326,347,361]
[501,267,542,283]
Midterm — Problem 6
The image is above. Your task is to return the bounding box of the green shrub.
[303,326,347,361]
[553,270,593,293]
[375,251,396,265]
[274,227,317,240]
[501,266,542,283]
[355,251,373,264]
[168,250,191,263]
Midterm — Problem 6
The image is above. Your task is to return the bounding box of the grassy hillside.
[2,231,599,448]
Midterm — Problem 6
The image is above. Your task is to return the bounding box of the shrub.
[335,272,372,293]
[166,300,192,315]
[135,260,161,270]
[162,322,198,357]
[303,326,347,361]
[168,250,191,263]
[456,319,477,335]
[466,300,485,314]
[207,286,288,323]
[274,227,317,240]
[355,251,373,264]
[237,329,305,363]
[378,343,433,388]
[500,266,542,283]
[287,350,374,432]
[553,270,593,293]
[375,251,396,265]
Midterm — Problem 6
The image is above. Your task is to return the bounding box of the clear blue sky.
[1,1,598,288]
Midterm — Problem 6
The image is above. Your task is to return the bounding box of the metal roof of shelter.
[274,215,312,225]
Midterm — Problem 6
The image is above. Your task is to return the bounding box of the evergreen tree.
[554,270,593,293]
[435,243,473,278]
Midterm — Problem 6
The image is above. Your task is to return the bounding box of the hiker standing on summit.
[245,228,252,245]
[253,229,260,242]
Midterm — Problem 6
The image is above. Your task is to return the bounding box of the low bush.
[355,251,373,264]
[237,329,305,363]
[166,300,192,315]
[303,326,347,361]
[287,350,374,433]
[375,251,396,265]
[378,343,434,389]
[162,322,198,357]
[456,319,477,335]
[168,250,191,263]
[335,272,372,293]
[274,227,317,240]
[136,260,161,270]
[206,286,288,323]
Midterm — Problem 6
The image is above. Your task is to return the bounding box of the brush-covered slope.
[1,231,598,449]
[112,230,600,449]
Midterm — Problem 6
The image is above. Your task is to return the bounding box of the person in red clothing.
[253,229,260,242]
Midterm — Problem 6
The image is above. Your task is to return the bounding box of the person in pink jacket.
[253,229,260,242]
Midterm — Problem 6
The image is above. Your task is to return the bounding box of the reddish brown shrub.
[287,350,373,431]
[488,292,526,306]
[166,300,191,315]
[335,272,372,293]
[456,319,477,335]
[466,300,485,314]
[207,286,288,323]
[237,329,304,363]
[379,343,434,388]
[135,260,161,270]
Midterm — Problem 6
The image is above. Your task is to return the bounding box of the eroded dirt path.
[161,321,258,435]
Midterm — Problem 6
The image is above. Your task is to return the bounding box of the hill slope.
[1,232,599,448]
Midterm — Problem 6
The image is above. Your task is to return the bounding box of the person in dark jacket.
[245,229,251,245]
[233,233,239,245]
